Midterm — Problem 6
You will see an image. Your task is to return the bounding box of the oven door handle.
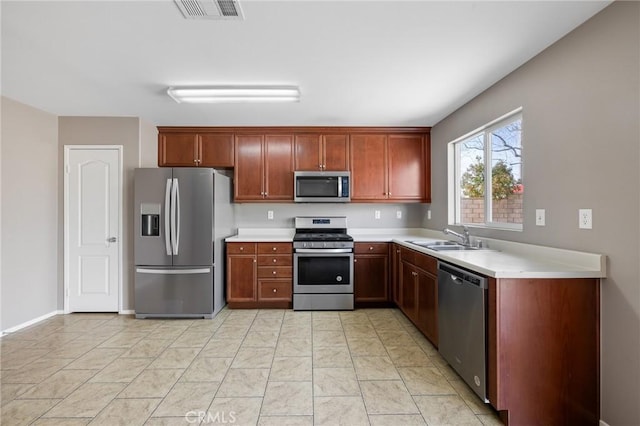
[295,248,353,254]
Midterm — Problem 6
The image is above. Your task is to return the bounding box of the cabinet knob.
[272,271,277,275]
[240,247,244,251]
[254,259,257,263]
[369,246,374,251]
[273,259,277,263]
[273,288,277,293]
[272,247,277,251]
[389,192,392,196]
[354,259,357,263]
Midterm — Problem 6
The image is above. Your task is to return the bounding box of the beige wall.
[139,119,158,168]
[1,97,59,330]
[429,3,639,424]
[58,117,140,311]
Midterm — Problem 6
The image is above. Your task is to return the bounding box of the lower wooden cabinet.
[226,242,292,308]
[354,242,390,306]
[398,246,438,345]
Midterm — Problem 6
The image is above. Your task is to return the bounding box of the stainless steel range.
[293,216,354,310]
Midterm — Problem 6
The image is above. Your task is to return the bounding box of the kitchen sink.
[408,240,481,251]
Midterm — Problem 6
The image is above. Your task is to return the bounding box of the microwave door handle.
[338,177,343,197]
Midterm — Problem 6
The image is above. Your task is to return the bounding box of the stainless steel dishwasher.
[438,261,489,402]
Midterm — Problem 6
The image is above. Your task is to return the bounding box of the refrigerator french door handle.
[175,178,180,255]
[164,178,172,256]
[170,178,178,255]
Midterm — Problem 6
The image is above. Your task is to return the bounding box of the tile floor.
[1,308,503,425]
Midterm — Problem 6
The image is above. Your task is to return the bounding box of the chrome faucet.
[443,226,471,246]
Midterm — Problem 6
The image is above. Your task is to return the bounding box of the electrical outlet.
[427,210,432,220]
[396,210,402,219]
[267,210,274,220]
[579,209,592,229]
[535,209,545,226]
[374,210,381,220]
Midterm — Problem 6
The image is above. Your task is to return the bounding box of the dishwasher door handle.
[451,274,464,284]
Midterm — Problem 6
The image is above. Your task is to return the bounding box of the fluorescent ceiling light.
[167,85,300,103]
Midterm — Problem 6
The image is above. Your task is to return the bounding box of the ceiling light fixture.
[167,85,301,103]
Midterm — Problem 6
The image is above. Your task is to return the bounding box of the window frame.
[447,108,523,231]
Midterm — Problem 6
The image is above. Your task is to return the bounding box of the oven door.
[294,249,354,294]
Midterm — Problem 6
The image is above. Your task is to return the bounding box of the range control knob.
[336,276,343,282]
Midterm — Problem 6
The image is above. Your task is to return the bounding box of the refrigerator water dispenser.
[141,203,160,237]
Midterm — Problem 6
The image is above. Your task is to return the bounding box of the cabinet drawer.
[400,247,417,264]
[355,242,389,255]
[257,243,292,254]
[227,242,257,255]
[258,280,292,301]
[257,266,293,279]
[258,255,292,267]
[414,253,437,275]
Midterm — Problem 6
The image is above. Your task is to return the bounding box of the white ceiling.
[1,0,610,127]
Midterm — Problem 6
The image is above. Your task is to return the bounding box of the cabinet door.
[416,270,438,345]
[294,134,322,171]
[264,135,294,200]
[391,244,402,306]
[350,134,387,200]
[200,133,234,168]
[322,134,349,171]
[354,254,389,303]
[226,255,256,302]
[400,261,418,322]
[234,135,264,201]
[388,134,425,201]
[158,133,198,167]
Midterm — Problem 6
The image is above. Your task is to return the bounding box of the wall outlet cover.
[267,210,274,220]
[374,210,381,219]
[535,209,545,226]
[579,209,592,229]
[396,210,402,219]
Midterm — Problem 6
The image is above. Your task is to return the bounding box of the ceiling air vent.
[174,0,244,20]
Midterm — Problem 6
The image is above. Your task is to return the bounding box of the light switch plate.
[374,210,381,219]
[267,210,274,220]
[535,209,545,226]
[579,209,592,229]
[396,210,402,219]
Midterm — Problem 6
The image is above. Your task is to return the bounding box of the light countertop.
[226,227,606,279]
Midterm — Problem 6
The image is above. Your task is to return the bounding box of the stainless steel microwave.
[294,171,351,203]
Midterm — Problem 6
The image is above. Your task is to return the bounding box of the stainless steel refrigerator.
[134,168,233,319]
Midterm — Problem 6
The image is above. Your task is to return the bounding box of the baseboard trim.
[119,310,135,315]
[600,420,611,426]
[1,310,63,336]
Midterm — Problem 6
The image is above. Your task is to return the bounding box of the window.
[448,109,523,230]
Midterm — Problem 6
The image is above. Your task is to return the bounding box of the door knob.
[107,237,117,243]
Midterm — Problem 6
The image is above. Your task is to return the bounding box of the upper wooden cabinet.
[350,133,429,202]
[234,134,294,202]
[157,127,430,203]
[158,130,234,168]
[294,134,349,171]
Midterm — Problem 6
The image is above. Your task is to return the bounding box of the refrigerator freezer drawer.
[135,267,214,318]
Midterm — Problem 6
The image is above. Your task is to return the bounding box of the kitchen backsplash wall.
[232,202,429,229]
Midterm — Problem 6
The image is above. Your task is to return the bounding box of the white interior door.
[65,146,122,312]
